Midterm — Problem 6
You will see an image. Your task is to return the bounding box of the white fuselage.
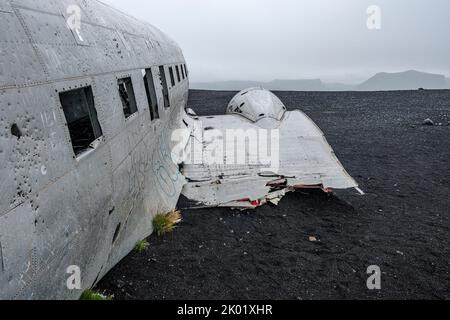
[0,0,188,299]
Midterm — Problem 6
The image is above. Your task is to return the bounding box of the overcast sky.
[102,0,450,83]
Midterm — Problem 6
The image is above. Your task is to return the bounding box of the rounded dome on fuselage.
[226,88,287,123]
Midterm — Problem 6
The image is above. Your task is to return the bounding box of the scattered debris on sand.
[422,118,435,126]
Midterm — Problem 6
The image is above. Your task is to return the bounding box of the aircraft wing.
[180,88,361,209]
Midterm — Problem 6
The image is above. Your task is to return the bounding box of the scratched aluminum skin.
[0,0,189,299]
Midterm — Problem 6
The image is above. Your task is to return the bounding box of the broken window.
[143,68,160,120]
[168,66,175,87]
[10,123,22,139]
[159,66,170,108]
[180,65,185,79]
[175,65,181,82]
[60,86,103,156]
[118,77,138,118]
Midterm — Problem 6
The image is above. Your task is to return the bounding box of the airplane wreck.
[180,87,361,209]
[0,0,360,299]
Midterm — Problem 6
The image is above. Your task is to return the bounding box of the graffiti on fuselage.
[152,131,183,199]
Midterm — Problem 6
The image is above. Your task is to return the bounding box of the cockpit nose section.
[226,88,287,123]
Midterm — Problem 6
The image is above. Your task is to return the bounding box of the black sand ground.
[97,90,450,300]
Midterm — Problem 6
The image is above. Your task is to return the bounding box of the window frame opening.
[168,66,175,87]
[117,77,138,119]
[184,64,188,77]
[180,64,185,80]
[143,68,160,120]
[159,66,171,109]
[175,65,181,83]
[11,123,22,139]
[59,86,103,157]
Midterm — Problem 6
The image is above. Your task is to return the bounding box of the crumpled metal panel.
[182,108,359,208]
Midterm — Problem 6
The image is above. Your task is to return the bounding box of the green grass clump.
[80,289,113,301]
[152,210,182,236]
[135,239,150,252]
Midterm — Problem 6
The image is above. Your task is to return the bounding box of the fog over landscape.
[2,0,450,302]
[103,0,450,89]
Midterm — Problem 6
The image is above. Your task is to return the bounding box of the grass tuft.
[80,289,113,301]
[152,210,182,236]
[135,239,150,252]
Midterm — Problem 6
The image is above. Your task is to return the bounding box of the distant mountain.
[357,70,448,91]
[265,79,323,91]
[191,70,450,92]
[191,79,353,91]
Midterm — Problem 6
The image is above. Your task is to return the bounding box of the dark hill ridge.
[192,79,329,91]
[191,78,353,91]
[191,70,450,91]
[358,70,448,91]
